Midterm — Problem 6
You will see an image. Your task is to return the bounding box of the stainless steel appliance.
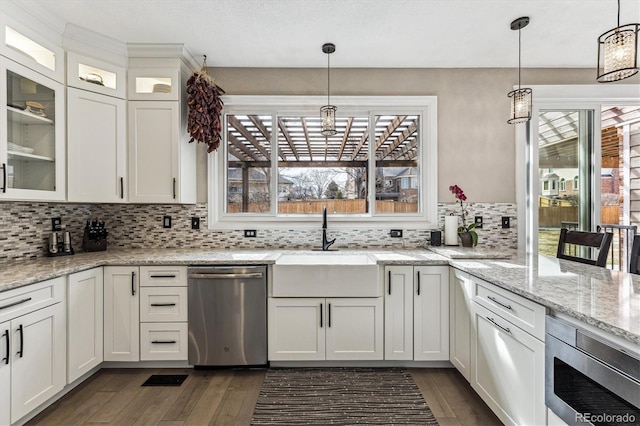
[187,265,267,366]
[545,316,639,425]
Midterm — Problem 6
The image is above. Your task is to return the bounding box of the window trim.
[208,95,438,230]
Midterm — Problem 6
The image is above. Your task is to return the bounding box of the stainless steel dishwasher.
[187,265,267,366]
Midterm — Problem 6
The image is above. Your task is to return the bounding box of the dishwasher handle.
[188,272,264,280]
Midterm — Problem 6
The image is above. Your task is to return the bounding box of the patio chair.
[556,228,613,267]
[629,235,640,274]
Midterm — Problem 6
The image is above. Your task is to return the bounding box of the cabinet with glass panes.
[1,58,65,200]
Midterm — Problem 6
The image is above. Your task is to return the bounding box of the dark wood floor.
[29,367,501,425]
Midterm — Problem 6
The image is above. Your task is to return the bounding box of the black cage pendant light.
[508,17,532,125]
[320,43,337,136]
[597,0,639,82]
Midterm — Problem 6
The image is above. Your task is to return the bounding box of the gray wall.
[195,67,620,204]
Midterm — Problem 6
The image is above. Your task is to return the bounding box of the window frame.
[208,95,438,230]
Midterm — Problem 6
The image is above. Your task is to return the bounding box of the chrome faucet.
[321,206,336,251]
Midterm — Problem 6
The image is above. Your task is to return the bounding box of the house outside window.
[208,96,438,229]
[560,178,566,191]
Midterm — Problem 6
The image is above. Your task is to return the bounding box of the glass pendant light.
[508,17,532,124]
[320,43,337,136]
[597,0,639,82]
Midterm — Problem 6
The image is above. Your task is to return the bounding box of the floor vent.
[141,374,188,386]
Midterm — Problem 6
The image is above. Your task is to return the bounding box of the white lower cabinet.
[471,299,545,426]
[268,297,383,361]
[67,267,103,383]
[0,277,65,425]
[139,266,188,361]
[140,322,188,361]
[414,266,449,360]
[384,265,449,361]
[449,268,473,381]
[384,266,413,360]
[103,266,139,361]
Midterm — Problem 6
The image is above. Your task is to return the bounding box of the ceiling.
[22,0,640,68]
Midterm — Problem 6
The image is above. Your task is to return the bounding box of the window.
[560,178,566,191]
[209,96,437,229]
[574,176,579,189]
[543,181,549,191]
[551,180,556,190]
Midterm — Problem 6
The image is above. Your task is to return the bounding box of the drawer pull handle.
[150,303,176,307]
[417,271,421,295]
[17,324,24,358]
[320,303,323,328]
[328,303,332,328]
[131,271,136,296]
[388,270,391,295]
[150,275,176,279]
[173,178,177,199]
[120,177,124,199]
[2,329,8,365]
[151,340,176,344]
[487,295,512,310]
[487,317,511,334]
[0,297,32,311]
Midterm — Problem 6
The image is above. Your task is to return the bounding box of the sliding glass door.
[535,109,595,256]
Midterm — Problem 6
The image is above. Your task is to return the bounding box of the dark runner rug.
[251,368,439,425]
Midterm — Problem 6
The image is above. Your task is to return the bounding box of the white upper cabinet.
[0,10,64,83]
[128,66,180,101]
[67,87,127,202]
[126,49,197,204]
[67,52,126,99]
[0,58,65,201]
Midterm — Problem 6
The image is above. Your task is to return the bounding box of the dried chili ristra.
[186,68,225,153]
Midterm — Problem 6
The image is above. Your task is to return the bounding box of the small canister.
[49,232,58,254]
[63,231,72,252]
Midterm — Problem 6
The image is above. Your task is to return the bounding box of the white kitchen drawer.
[472,276,546,340]
[139,266,187,287]
[140,287,187,322]
[0,277,64,323]
[140,322,188,361]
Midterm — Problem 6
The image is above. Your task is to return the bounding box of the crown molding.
[63,23,128,66]
[127,43,199,71]
[2,0,65,42]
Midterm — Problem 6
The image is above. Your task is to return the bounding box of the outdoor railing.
[597,224,637,272]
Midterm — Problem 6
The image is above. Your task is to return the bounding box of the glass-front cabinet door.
[0,58,65,200]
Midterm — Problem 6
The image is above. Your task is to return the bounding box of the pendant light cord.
[518,26,522,90]
[327,52,331,105]
[617,0,621,27]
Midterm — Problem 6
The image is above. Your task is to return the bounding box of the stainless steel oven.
[545,316,640,426]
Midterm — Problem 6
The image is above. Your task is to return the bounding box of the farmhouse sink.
[272,253,380,297]
[275,253,375,266]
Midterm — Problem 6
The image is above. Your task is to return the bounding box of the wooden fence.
[228,199,418,214]
[538,206,619,227]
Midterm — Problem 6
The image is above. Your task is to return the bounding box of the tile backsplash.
[0,201,517,263]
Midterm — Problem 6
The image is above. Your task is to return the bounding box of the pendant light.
[320,43,337,136]
[597,0,639,82]
[507,17,532,125]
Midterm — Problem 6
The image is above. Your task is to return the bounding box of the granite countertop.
[1,248,638,345]
[451,254,640,345]
[0,248,448,293]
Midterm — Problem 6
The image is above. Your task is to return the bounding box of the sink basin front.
[275,253,376,266]
[272,253,380,297]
